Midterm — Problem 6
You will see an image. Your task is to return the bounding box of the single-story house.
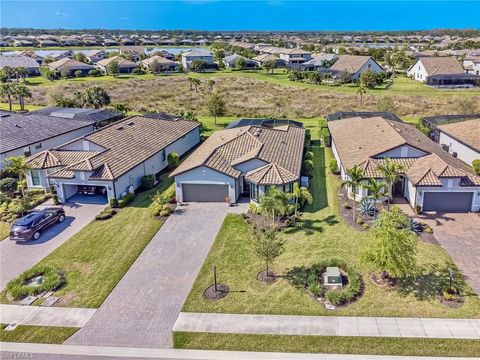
[222,54,258,69]
[251,54,286,67]
[328,114,480,212]
[277,48,312,64]
[15,50,44,64]
[181,49,215,70]
[141,55,178,72]
[407,57,479,87]
[436,118,480,167]
[329,55,384,81]
[80,50,109,64]
[96,56,138,74]
[303,53,339,70]
[119,46,145,61]
[47,58,94,77]
[0,108,120,168]
[25,116,201,203]
[171,122,305,203]
[0,55,40,76]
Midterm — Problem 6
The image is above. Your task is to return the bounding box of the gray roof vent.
[15,123,22,128]
[127,121,135,126]
[117,126,124,130]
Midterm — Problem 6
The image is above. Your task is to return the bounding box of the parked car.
[9,208,66,241]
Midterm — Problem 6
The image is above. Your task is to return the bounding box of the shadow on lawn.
[284,214,339,235]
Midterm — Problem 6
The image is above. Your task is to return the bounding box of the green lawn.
[173,332,480,357]
[182,146,480,318]
[0,174,174,308]
[0,324,77,344]
[0,222,9,241]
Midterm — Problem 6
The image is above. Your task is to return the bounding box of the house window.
[34,143,42,150]
[23,146,31,157]
[31,170,41,186]
[129,175,134,186]
[251,184,259,201]
[161,149,166,161]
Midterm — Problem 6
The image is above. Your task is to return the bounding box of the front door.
[243,177,250,196]
[392,178,404,197]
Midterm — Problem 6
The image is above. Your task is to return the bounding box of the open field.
[182,146,480,318]
[0,174,174,308]
[0,324,77,344]
[14,72,479,121]
[174,332,480,357]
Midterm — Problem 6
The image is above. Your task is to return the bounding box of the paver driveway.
[0,199,105,289]
[66,202,245,348]
[416,212,480,295]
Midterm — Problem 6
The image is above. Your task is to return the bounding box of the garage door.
[182,183,229,202]
[423,192,473,212]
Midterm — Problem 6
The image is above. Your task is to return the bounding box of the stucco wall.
[439,132,479,167]
[407,60,429,82]
[375,145,427,158]
[352,58,384,80]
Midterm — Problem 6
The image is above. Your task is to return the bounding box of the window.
[23,146,31,157]
[161,149,166,161]
[129,175,134,186]
[31,170,41,186]
[34,143,42,150]
[250,184,259,202]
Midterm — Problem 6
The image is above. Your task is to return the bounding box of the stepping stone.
[19,296,37,305]
[42,291,54,299]
[325,302,336,310]
[41,296,59,307]
[4,323,19,331]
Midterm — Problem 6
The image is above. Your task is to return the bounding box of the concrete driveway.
[66,202,245,348]
[415,212,480,295]
[0,198,105,289]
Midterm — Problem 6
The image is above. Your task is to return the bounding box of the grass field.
[182,146,480,318]
[173,332,480,357]
[0,324,77,344]
[0,174,174,308]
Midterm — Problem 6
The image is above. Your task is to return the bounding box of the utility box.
[323,267,342,286]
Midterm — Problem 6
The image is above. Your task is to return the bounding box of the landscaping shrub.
[303,160,314,177]
[88,69,102,77]
[24,189,46,197]
[52,195,59,205]
[118,192,135,208]
[320,127,331,146]
[118,199,126,208]
[132,68,145,75]
[328,159,338,174]
[304,151,314,161]
[95,208,117,221]
[0,177,17,194]
[109,197,118,208]
[6,265,65,300]
[159,208,171,217]
[167,152,180,169]
[141,175,155,190]
[248,202,261,214]
[472,159,480,175]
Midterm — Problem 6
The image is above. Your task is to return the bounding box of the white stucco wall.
[407,60,429,82]
[352,58,384,80]
[375,145,427,158]
[439,132,479,167]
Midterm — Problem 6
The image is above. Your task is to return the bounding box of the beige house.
[141,55,178,72]
[96,56,138,74]
[329,55,384,80]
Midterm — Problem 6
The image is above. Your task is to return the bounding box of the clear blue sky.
[1,1,479,31]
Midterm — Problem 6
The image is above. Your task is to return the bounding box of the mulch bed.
[438,293,464,308]
[338,190,373,231]
[203,284,229,300]
[257,270,277,284]
[154,203,177,222]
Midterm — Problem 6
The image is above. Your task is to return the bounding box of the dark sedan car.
[10,208,66,241]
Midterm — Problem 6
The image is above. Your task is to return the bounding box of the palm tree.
[207,79,215,92]
[187,77,194,91]
[377,158,404,210]
[357,83,366,106]
[0,83,15,111]
[364,178,387,219]
[14,67,29,82]
[342,165,365,221]
[290,183,313,216]
[82,86,111,109]
[2,66,14,81]
[191,78,201,93]
[3,156,31,198]
[14,83,31,111]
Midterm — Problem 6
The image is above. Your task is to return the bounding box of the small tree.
[377,158,404,210]
[74,52,87,63]
[262,60,277,75]
[74,70,83,78]
[376,96,397,113]
[472,159,480,175]
[235,57,246,70]
[207,79,215,92]
[189,60,207,72]
[303,159,314,177]
[457,97,478,114]
[0,83,15,111]
[362,207,417,278]
[111,103,131,116]
[342,165,365,222]
[150,60,162,74]
[167,152,180,169]
[328,159,338,174]
[259,186,291,223]
[290,183,313,215]
[356,83,366,106]
[207,93,226,125]
[3,156,31,198]
[0,177,18,197]
[39,66,57,81]
[359,69,378,89]
[251,225,285,277]
[364,178,386,219]
[14,83,31,111]
[82,86,111,109]
[106,60,120,77]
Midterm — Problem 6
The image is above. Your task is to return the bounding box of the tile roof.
[245,163,297,185]
[141,55,177,66]
[48,58,93,71]
[171,124,305,185]
[437,118,480,152]
[252,54,279,63]
[27,116,200,181]
[330,55,382,74]
[328,116,480,187]
[96,56,137,68]
[0,55,40,69]
[416,57,465,76]
[27,150,98,169]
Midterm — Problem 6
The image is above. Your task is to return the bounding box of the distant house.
[97,56,138,74]
[0,108,121,168]
[222,54,258,69]
[119,46,145,61]
[305,53,338,69]
[463,56,480,76]
[15,50,43,64]
[0,55,40,76]
[141,55,178,72]
[329,55,384,81]
[251,54,285,67]
[47,58,94,76]
[408,57,479,87]
[181,49,215,70]
[25,116,201,203]
[80,50,108,64]
[277,48,312,64]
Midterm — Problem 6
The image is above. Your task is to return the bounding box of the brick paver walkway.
[65,202,245,348]
[174,312,480,339]
[0,199,106,289]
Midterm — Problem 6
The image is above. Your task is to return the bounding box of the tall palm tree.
[364,178,387,219]
[207,79,215,92]
[191,78,201,93]
[377,158,404,210]
[342,165,365,221]
[187,77,194,91]
[3,156,31,198]
[83,86,111,109]
[0,83,15,111]
[14,83,31,111]
[357,83,366,106]
[290,183,313,216]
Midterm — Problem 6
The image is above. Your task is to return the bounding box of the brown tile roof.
[417,57,465,76]
[27,150,98,169]
[437,118,480,152]
[96,56,137,68]
[29,116,200,181]
[328,116,480,187]
[141,55,177,66]
[47,58,93,71]
[119,46,144,55]
[171,125,305,185]
[252,54,279,63]
[330,55,382,74]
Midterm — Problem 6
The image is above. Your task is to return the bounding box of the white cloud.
[55,11,71,18]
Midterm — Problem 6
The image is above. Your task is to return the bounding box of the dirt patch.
[64,262,94,275]
[338,190,374,231]
[56,292,78,306]
[257,270,277,284]
[438,293,464,308]
[203,284,229,301]
[419,231,439,245]
[370,272,399,289]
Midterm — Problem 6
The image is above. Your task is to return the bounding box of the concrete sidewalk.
[173,312,480,339]
[1,342,475,360]
[0,304,96,327]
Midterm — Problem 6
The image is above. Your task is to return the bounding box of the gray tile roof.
[28,107,121,123]
[0,55,40,69]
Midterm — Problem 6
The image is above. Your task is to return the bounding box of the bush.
[304,151,314,161]
[362,223,370,230]
[321,127,331,146]
[356,218,364,225]
[24,189,46,197]
[6,265,65,300]
[95,208,117,220]
[118,199,126,208]
[328,159,338,174]
[167,152,180,169]
[342,202,351,209]
[159,208,171,217]
[304,159,314,177]
[141,175,155,190]
[52,195,59,205]
[109,197,118,208]
[132,67,145,75]
[150,202,163,217]
[88,69,102,77]
[0,177,17,194]
[74,70,83,78]
[472,159,480,175]
[248,202,261,214]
